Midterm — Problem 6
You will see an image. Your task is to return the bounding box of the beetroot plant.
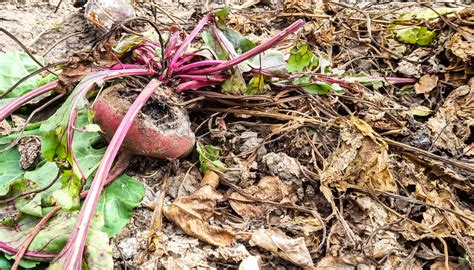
[0,12,305,269]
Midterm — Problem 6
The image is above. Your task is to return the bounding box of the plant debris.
[0,1,473,269]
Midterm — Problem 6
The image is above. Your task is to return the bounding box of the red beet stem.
[0,81,58,121]
[175,60,224,73]
[56,79,161,269]
[188,19,304,75]
[176,80,222,92]
[167,14,212,76]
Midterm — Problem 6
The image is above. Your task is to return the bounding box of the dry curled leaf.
[163,185,235,247]
[57,53,93,94]
[427,78,473,155]
[229,176,294,220]
[250,228,314,268]
[321,117,396,192]
[415,75,438,97]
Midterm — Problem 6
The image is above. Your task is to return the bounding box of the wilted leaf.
[397,7,463,21]
[83,214,113,269]
[414,75,438,96]
[229,176,293,220]
[250,228,314,268]
[248,50,287,75]
[246,74,265,95]
[239,256,261,270]
[0,211,77,258]
[0,147,24,197]
[320,117,396,192]
[222,69,247,95]
[316,256,355,269]
[394,26,436,46]
[196,144,226,173]
[407,105,432,117]
[163,185,235,246]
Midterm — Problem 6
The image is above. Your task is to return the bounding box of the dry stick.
[349,185,474,223]
[148,2,185,26]
[0,28,57,76]
[441,211,473,261]
[329,2,422,65]
[148,167,170,248]
[11,205,62,270]
[385,138,474,174]
[367,185,451,270]
[42,32,85,57]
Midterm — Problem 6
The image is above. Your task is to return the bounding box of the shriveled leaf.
[196,144,226,173]
[163,185,235,246]
[229,176,293,220]
[320,117,396,192]
[246,74,265,95]
[96,174,145,237]
[415,75,438,96]
[222,69,247,95]
[250,228,314,268]
[394,26,436,46]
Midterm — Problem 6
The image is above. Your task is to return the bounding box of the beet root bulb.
[93,84,195,159]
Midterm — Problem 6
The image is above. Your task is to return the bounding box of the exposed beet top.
[93,84,195,159]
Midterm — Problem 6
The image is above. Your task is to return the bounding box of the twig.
[148,166,170,248]
[42,32,85,57]
[0,27,57,76]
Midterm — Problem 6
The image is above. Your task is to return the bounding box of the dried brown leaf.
[229,176,294,220]
[415,75,438,97]
[427,78,473,155]
[56,53,93,94]
[321,117,396,192]
[250,228,314,268]
[163,185,235,247]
